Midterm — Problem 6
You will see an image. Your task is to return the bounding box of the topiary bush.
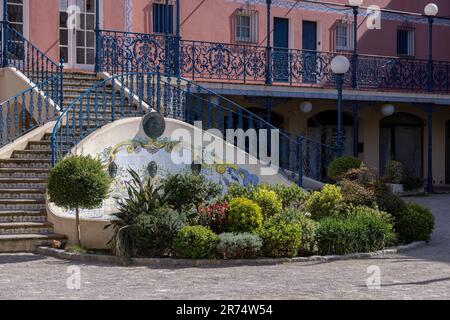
[48,155,111,247]
[270,183,309,210]
[174,226,219,259]
[327,157,362,181]
[339,179,377,207]
[162,171,222,213]
[251,187,282,218]
[258,217,302,258]
[396,203,435,243]
[216,233,263,259]
[385,160,403,184]
[228,197,263,233]
[305,184,345,220]
[315,207,396,256]
[375,183,407,219]
[271,209,317,256]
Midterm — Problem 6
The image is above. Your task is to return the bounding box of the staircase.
[0,71,103,252]
[0,132,65,252]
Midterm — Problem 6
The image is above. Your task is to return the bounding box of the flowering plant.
[196,202,230,234]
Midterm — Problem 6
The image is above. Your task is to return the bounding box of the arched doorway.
[307,110,355,179]
[380,113,424,178]
[446,120,450,184]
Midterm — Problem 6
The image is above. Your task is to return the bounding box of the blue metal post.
[2,0,9,68]
[336,74,345,158]
[94,0,100,73]
[59,59,64,112]
[352,6,359,89]
[427,16,434,193]
[175,0,180,76]
[265,0,272,85]
[353,102,358,157]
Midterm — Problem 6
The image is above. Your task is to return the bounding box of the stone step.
[0,188,46,200]
[0,158,52,169]
[27,141,52,151]
[0,210,47,223]
[0,233,66,253]
[12,150,52,159]
[0,222,53,235]
[0,178,48,189]
[0,199,46,211]
[0,168,50,179]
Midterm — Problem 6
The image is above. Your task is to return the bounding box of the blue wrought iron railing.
[0,76,61,148]
[96,30,450,94]
[1,24,63,100]
[51,72,337,183]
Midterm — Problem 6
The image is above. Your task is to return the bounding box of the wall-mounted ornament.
[142,112,166,139]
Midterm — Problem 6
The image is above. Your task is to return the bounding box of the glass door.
[60,0,96,69]
[1,0,25,61]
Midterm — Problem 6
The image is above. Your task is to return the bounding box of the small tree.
[48,155,111,247]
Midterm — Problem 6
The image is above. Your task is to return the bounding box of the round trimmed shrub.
[48,155,111,246]
[396,203,435,243]
[251,187,282,218]
[217,233,263,259]
[339,179,376,207]
[228,198,263,233]
[315,207,396,256]
[174,226,219,259]
[258,218,302,258]
[306,184,345,220]
[327,157,362,181]
[271,209,317,256]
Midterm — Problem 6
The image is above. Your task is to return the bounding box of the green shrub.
[174,226,219,259]
[225,184,256,201]
[162,171,222,213]
[375,183,407,218]
[396,203,435,243]
[270,184,309,210]
[258,217,302,258]
[316,207,396,256]
[48,155,111,247]
[217,233,263,259]
[385,160,403,184]
[228,198,263,233]
[134,208,187,257]
[306,184,345,220]
[327,157,362,181]
[251,187,282,218]
[271,209,317,256]
[196,202,229,234]
[401,176,423,191]
[339,167,377,186]
[339,179,376,207]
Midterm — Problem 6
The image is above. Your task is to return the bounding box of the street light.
[300,101,313,113]
[348,0,363,6]
[348,0,362,89]
[331,55,350,158]
[381,103,395,117]
[424,3,438,193]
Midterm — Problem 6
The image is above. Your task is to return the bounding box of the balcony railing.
[97,30,450,94]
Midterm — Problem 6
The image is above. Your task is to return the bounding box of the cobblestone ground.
[0,195,449,300]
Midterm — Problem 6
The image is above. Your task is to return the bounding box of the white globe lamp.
[424,3,438,16]
[300,101,313,113]
[331,56,351,75]
[381,103,395,116]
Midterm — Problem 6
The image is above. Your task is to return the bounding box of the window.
[397,28,415,57]
[335,21,354,51]
[233,8,258,43]
[152,1,174,34]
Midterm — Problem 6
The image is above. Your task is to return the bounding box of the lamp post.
[348,0,362,89]
[94,0,100,72]
[331,55,350,158]
[265,0,272,85]
[424,3,438,193]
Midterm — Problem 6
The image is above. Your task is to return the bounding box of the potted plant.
[384,160,404,194]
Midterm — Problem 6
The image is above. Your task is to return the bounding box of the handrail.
[51,72,337,183]
[0,76,61,148]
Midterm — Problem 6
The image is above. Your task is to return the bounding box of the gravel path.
[0,195,449,300]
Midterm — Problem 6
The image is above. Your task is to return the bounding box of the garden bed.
[37,241,427,268]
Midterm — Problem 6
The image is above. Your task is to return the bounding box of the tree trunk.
[75,207,81,247]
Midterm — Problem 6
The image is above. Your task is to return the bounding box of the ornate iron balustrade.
[98,29,178,75]
[0,77,61,148]
[51,72,337,183]
[97,30,450,94]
